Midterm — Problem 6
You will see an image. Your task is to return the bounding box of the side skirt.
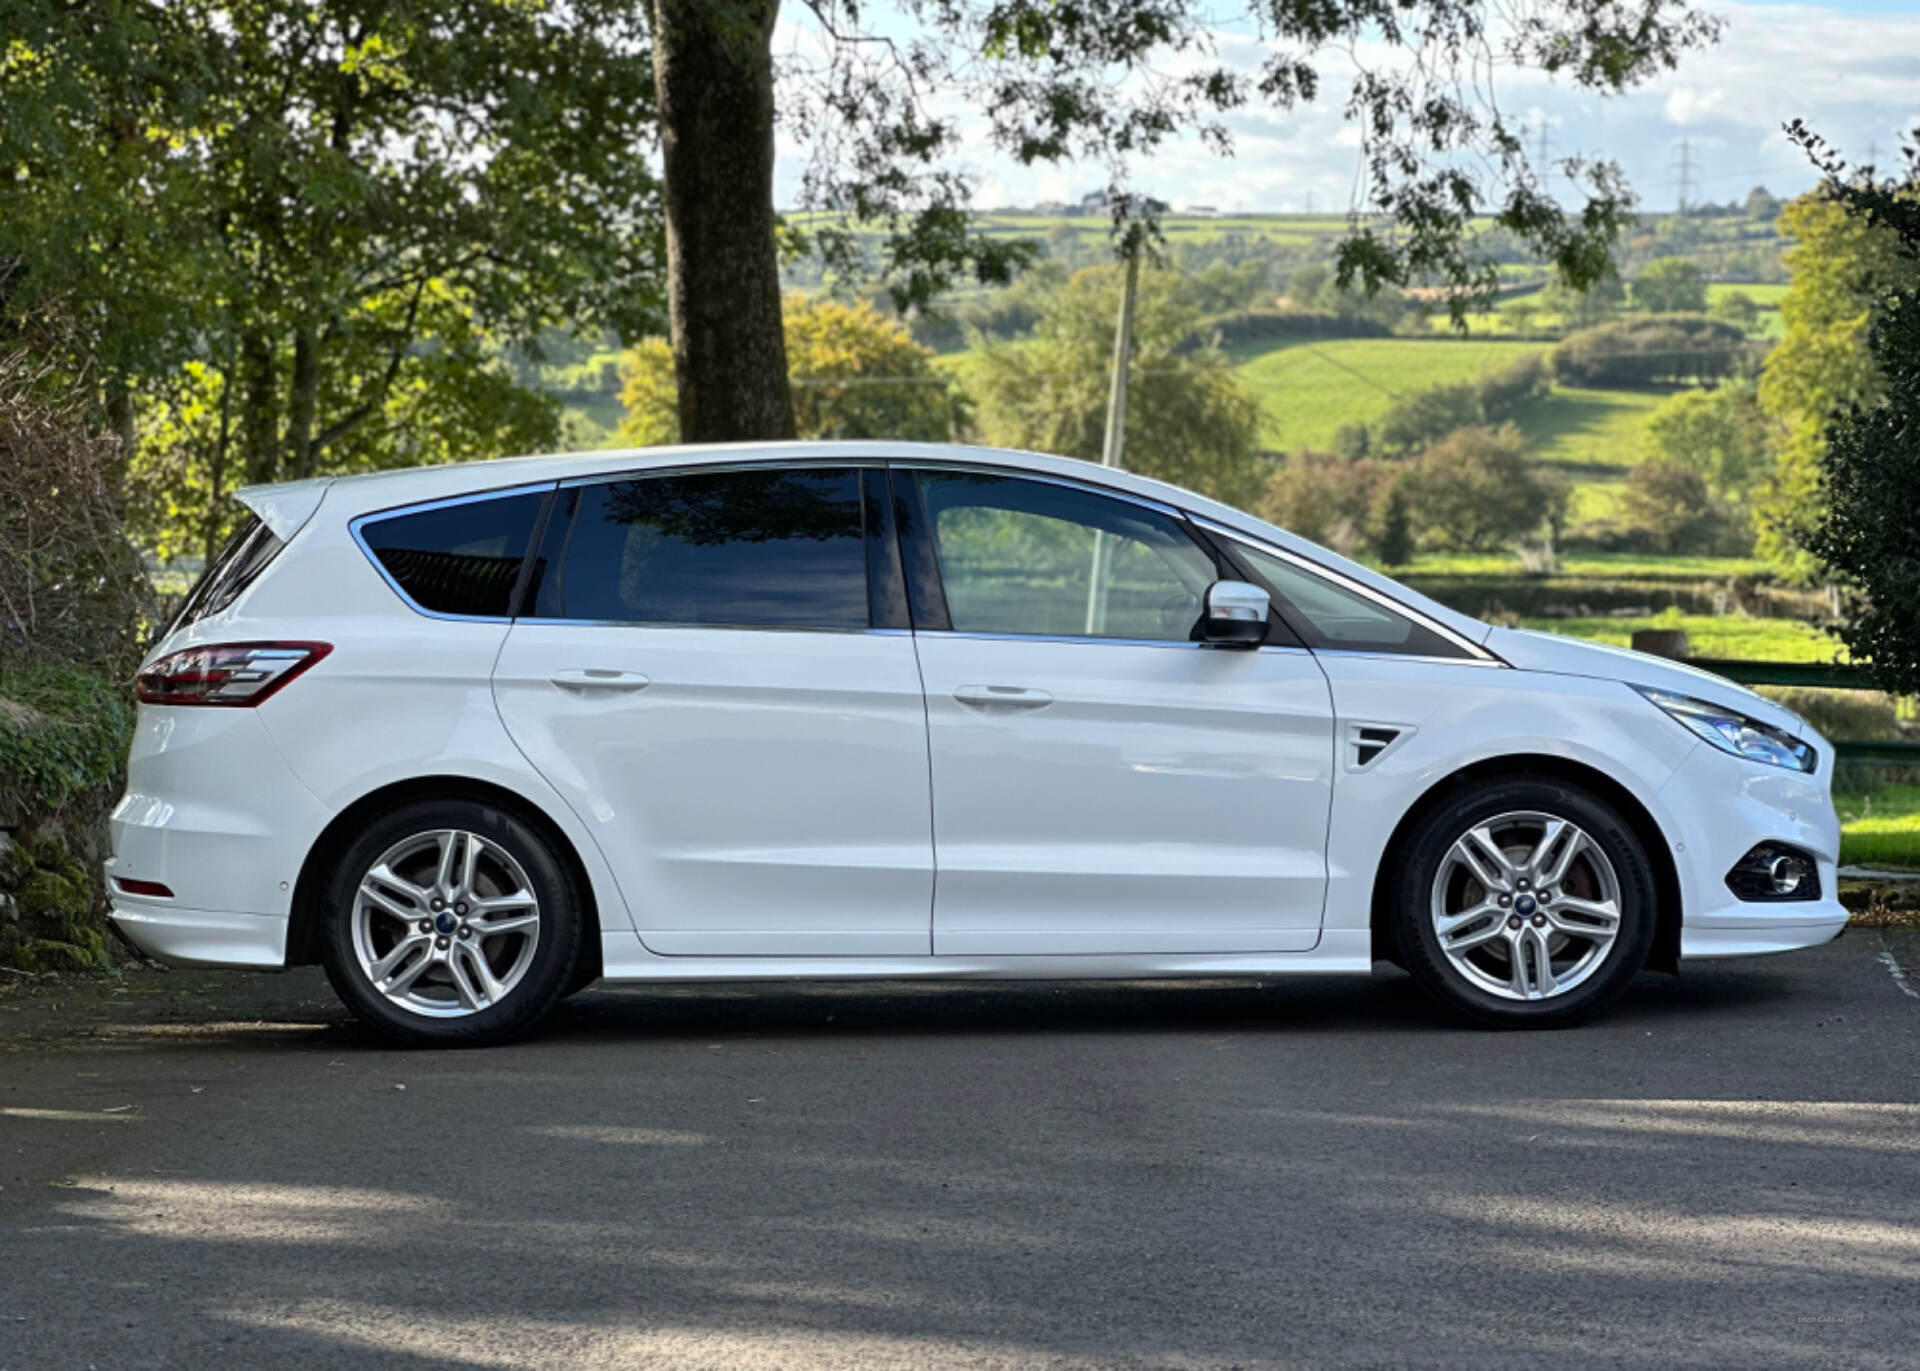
[598,928,1373,982]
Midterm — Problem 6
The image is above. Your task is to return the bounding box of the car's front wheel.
[1390,777,1658,1027]
[321,799,583,1047]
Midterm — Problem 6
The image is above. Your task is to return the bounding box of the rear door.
[901,468,1337,956]
[491,464,934,956]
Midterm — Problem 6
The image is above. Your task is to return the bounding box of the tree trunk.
[238,329,279,487]
[287,323,320,479]
[649,0,795,442]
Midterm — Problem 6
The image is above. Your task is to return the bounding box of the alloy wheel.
[350,829,542,1018]
[1429,810,1623,1002]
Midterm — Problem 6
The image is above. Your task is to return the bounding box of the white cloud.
[773,2,1920,214]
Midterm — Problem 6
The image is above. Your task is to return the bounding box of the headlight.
[1633,686,1817,773]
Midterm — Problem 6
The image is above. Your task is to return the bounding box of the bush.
[1399,425,1554,552]
[1616,458,1740,554]
[1375,383,1483,456]
[1257,453,1386,555]
[1474,353,1551,420]
[0,358,154,676]
[1551,315,1749,388]
[1191,310,1394,349]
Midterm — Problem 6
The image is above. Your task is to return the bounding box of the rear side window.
[531,467,870,630]
[169,514,286,632]
[358,491,547,618]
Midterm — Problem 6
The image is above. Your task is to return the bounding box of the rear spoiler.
[234,477,334,542]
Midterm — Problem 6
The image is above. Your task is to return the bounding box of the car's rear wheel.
[321,799,582,1047]
[1390,777,1657,1027]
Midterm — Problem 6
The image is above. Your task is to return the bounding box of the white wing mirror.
[1200,579,1270,648]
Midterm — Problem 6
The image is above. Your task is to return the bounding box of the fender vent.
[1347,723,1407,771]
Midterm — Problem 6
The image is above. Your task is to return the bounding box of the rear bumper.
[109,900,289,968]
[103,703,335,969]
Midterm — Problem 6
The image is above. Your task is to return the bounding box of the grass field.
[1837,783,1920,869]
[1519,612,1841,663]
[1405,552,1773,580]
[1229,338,1543,451]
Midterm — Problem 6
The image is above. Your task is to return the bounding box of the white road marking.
[1878,933,1920,1001]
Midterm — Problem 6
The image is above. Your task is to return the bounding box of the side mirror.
[1199,579,1269,648]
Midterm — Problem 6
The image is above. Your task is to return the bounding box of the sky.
[772,1,1920,216]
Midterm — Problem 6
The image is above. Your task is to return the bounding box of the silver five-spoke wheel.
[1430,810,1622,1002]
[351,829,542,1018]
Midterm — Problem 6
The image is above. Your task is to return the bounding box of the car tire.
[321,798,584,1047]
[1389,776,1658,1028]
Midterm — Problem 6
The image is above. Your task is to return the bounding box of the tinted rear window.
[531,468,870,630]
[169,515,285,633]
[359,491,547,618]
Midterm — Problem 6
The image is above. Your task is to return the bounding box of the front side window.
[914,471,1218,642]
[359,490,547,618]
[532,467,871,630]
[1230,541,1472,658]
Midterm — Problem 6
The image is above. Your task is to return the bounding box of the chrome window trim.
[349,482,559,624]
[913,629,1313,654]
[1192,517,1502,665]
[893,460,1186,520]
[555,456,888,490]
[511,618,904,637]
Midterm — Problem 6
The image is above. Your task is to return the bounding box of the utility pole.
[1099,232,1141,471]
[1674,137,1693,214]
[1086,227,1142,635]
[1536,121,1551,178]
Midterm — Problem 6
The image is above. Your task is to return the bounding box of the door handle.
[550,668,650,693]
[954,684,1053,712]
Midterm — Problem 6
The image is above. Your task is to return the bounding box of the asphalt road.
[3,931,1918,1371]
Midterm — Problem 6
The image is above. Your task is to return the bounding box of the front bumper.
[1656,738,1848,959]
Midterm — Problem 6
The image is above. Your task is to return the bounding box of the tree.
[620,296,965,445]
[1374,383,1483,456]
[1709,290,1762,332]
[1744,186,1781,221]
[1791,124,1920,692]
[1617,457,1731,553]
[1,0,664,557]
[1755,183,1920,579]
[1257,453,1384,555]
[1642,379,1776,497]
[1540,269,1626,328]
[1631,258,1709,313]
[1398,425,1552,552]
[969,265,1265,508]
[649,0,1719,440]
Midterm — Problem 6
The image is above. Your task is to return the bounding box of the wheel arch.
[1367,754,1682,975]
[287,775,604,988]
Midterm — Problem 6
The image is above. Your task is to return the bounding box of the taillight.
[135,642,332,707]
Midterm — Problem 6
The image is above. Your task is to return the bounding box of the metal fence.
[1688,658,1920,767]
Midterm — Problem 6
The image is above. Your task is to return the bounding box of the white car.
[108,443,1846,1045]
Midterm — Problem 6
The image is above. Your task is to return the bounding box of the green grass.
[1518,612,1841,663]
[1404,552,1773,580]
[1511,386,1665,472]
[1229,338,1543,451]
[1837,783,1920,870]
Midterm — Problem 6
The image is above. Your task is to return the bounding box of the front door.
[492,465,933,957]
[900,469,1336,956]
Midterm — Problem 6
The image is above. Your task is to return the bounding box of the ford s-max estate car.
[108,443,1846,1045]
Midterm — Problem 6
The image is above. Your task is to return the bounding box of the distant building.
[1185,205,1219,218]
